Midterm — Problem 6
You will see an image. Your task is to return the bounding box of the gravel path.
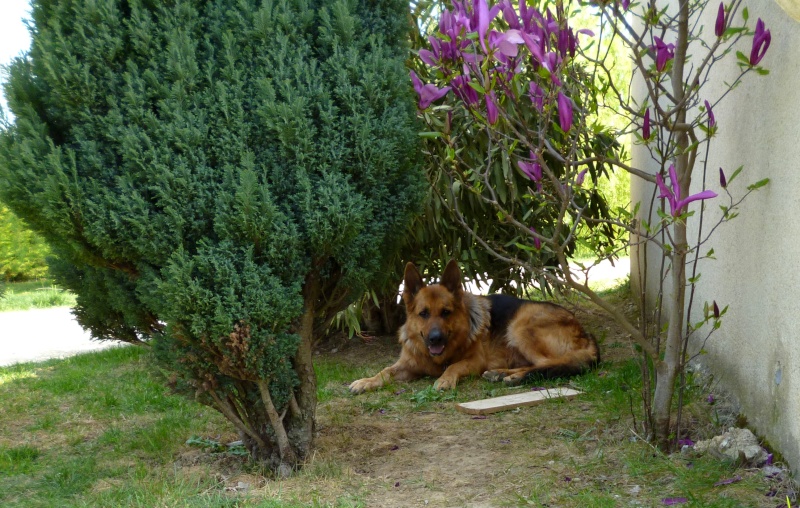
[0,307,119,367]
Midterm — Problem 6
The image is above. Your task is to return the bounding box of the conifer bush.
[0,0,422,471]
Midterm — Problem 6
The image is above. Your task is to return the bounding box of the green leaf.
[418,131,443,139]
[681,139,701,156]
[742,7,749,22]
[514,242,539,252]
[723,27,747,37]
[467,81,486,94]
[747,178,770,190]
[727,165,744,184]
[735,51,750,64]
[616,206,632,219]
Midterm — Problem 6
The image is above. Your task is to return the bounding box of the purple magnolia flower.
[557,92,573,132]
[713,300,720,318]
[655,164,718,216]
[715,2,726,37]
[750,18,771,65]
[518,0,535,31]
[519,30,545,65]
[543,52,563,85]
[557,27,577,59]
[436,12,467,59]
[662,498,688,506]
[529,226,542,250]
[451,75,480,107]
[486,91,499,124]
[620,0,631,10]
[529,81,545,111]
[653,36,675,72]
[643,108,651,140]
[576,169,588,186]
[518,158,542,182]
[704,100,715,128]
[719,167,727,188]
[409,70,451,109]
[518,153,543,192]
[418,48,438,67]
[491,29,525,57]
[500,0,520,29]
[476,0,502,52]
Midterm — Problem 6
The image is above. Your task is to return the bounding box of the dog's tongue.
[428,345,445,356]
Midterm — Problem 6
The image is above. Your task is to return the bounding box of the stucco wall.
[630,1,800,472]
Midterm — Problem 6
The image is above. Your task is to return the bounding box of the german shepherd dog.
[349,260,599,393]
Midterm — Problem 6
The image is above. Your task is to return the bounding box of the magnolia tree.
[411,0,771,449]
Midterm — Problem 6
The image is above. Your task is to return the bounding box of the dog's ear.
[440,259,464,297]
[402,262,425,307]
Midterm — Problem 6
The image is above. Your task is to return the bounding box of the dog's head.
[402,260,471,360]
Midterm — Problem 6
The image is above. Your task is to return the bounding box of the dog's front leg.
[434,357,484,391]
[349,361,421,394]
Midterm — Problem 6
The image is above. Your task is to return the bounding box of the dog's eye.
[419,309,430,319]
[441,309,451,318]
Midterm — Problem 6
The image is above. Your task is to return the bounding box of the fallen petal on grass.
[714,475,742,487]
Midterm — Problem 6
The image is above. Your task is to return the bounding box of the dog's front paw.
[501,373,525,386]
[482,370,504,383]
[349,377,381,394]
[433,375,457,391]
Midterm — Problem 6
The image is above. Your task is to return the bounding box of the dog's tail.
[587,332,601,367]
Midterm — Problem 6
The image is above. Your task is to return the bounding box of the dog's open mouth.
[428,344,445,356]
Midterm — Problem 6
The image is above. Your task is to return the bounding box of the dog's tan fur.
[349,260,599,393]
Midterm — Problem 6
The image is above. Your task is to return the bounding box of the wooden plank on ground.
[455,387,583,415]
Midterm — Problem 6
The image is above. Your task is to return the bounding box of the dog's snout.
[427,328,444,345]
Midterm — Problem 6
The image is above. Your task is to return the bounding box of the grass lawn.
[0,280,77,312]
[0,283,794,507]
